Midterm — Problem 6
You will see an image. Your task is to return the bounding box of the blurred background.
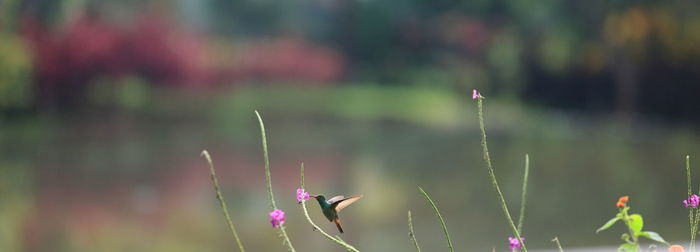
[1,0,699,251]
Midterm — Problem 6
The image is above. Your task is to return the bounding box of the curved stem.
[256,110,277,209]
[418,186,454,252]
[255,111,296,252]
[201,150,245,252]
[408,210,422,252]
[299,163,360,252]
[517,154,530,234]
[551,237,564,252]
[476,98,527,251]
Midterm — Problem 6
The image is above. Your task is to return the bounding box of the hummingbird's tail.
[334,218,344,233]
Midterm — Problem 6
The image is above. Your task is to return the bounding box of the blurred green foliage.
[0,33,33,110]
[0,0,698,118]
[0,161,33,252]
[0,0,699,251]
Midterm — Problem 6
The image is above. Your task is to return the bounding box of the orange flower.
[669,244,685,252]
[618,196,629,203]
[616,195,629,208]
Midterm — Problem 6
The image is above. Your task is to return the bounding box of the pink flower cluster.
[684,194,700,208]
[296,188,310,204]
[508,237,524,251]
[269,209,285,228]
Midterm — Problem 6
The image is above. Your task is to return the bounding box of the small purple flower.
[472,89,479,100]
[508,237,524,251]
[269,209,285,228]
[296,188,309,204]
[684,200,690,208]
[691,194,700,208]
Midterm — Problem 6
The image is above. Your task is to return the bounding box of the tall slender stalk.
[688,155,692,200]
[688,155,693,242]
[201,150,245,252]
[687,155,698,252]
[299,163,360,252]
[551,237,564,252]
[517,154,530,234]
[691,155,700,252]
[418,186,454,252]
[476,96,527,251]
[255,110,296,252]
[408,210,422,252]
[256,110,278,209]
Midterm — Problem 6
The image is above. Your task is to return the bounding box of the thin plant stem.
[255,110,296,252]
[688,155,692,199]
[688,155,697,252]
[299,163,360,252]
[201,150,245,252]
[408,210,422,252]
[620,208,638,245]
[694,178,700,252]
[476,97,527,252]
[300,162,305,191]
[517,154,530,234]
[690,208,700,252]
[256,110,278,209]
[688,155,693,245]
[551,237,564,252]
[418,186,454,252]
[690,155,700,252]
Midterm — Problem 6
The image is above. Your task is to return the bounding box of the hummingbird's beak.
[310,195,319,198]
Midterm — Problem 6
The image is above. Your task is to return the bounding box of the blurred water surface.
[1,86,697,251]
[2,0,700,251]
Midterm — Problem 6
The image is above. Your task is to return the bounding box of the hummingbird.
[310,194,363,233]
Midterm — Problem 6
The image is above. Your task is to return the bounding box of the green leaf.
[628,214,644,235]
[618,243,638,252]
[596,217,621,233]
[639,231,669,245]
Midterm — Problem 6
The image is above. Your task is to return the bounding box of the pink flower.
[296,188,309,204]
[684,195,700,208]
[269,209,285,228]
[690,195,700,208]
[472,89,479,100]
[508,237,524,251]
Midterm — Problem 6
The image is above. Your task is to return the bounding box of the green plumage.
[313,195,339,221]
[311,194,363,233]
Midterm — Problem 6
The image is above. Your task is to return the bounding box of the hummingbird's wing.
[327,195,346,204]
[332,195,363,213]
